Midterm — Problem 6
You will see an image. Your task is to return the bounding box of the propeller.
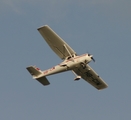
[91,56,95,62]
[88,53,95,62]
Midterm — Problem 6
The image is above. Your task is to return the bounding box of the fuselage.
[42,54,92,76]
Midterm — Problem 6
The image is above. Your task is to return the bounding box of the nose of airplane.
[88,54,95,62]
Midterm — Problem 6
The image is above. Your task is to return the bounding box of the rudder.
[26,66,42,77]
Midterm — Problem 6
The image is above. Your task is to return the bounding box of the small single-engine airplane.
[26,25,108,90]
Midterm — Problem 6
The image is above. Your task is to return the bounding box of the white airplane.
[26,25,108,90]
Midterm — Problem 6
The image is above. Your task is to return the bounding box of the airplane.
[26,25,108,90]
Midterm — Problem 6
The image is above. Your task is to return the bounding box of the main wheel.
[81,63,86,69]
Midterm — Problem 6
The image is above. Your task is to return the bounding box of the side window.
[66,54,76,60]
[67,56,71,60]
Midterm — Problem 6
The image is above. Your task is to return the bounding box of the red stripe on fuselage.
[43,54,87,75]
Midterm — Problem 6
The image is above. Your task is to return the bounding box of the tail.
[26,66,50,86]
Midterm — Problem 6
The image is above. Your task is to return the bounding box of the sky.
[0,0,131,120]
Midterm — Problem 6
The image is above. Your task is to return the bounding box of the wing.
[38,25,76,60]
[73,64,108,90]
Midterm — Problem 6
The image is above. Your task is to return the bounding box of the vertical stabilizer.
[26,66,42,77]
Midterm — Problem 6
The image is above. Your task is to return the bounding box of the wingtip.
[98,85,108,90]
[37,25,49,30]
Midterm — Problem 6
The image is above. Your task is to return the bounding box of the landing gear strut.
[72,71,81,81]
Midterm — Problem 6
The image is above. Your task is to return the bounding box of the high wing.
[73,64,108,90]
[37,25,76,60]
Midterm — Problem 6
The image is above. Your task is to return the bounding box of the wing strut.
[63,44,72,57]
[64,44,75,62]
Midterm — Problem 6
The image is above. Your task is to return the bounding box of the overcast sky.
[0,0,131,120]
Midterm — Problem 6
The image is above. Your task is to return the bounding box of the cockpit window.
[66,54,76,60]
[67,56,71,60]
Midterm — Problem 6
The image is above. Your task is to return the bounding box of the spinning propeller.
[88,53,95,62]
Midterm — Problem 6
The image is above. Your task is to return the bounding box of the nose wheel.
[81,63,86,69]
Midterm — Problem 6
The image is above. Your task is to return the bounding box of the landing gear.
[72,71,81,81]
[74,76,81,81]
[81,63,86,69]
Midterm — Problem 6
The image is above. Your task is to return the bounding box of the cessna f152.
[26,25,108,90]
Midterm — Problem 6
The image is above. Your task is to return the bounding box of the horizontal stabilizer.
[26,66,50,86]
[36,76,50,86]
